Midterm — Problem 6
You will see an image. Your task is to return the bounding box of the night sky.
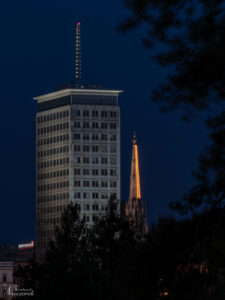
[0,0,208,244]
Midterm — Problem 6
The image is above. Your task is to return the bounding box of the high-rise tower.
[35,23,123,261]
[125,133,147,236]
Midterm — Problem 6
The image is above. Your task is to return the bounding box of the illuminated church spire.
[125,133,148,236]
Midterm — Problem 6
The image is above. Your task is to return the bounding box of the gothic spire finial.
[133,131,137,145]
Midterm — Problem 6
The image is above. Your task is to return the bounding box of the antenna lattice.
[75,22,81,84]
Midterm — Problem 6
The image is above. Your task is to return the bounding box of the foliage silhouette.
[170,112,225,214]
[15,198,225,299]
[118,0,225,118]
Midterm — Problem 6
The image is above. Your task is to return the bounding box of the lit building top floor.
[34,83,123,112]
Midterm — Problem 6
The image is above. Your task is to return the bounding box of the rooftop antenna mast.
[75,22,81,85]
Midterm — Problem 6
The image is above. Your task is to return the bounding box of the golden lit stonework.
[125,133,148,236]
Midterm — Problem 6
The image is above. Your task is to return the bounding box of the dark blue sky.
[0,0,208,243]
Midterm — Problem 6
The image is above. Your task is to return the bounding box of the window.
[101,193,108,199]
[110,134,117,141]
[83,204,90,211]
[85,215,90,222]
[83,122,89,128]
[92,181,99,187]
[74,192,81,199]
[83,169,90,175]
[74,181,80,187]
[92,134,98,140]
[74,110,80,117]
[101,169,108,176]
[92,122,98,129]
[92,110,98,117]
[101,111,107,118]
[110,157,116,164]
[110,169,116,176]
[74,169,80,175]
[92,157,98,164]
[83,181,90,187]
[92,146,98,152]
[83,192,90,199]
[110,123,116,129]
[93,215,98,222]
[74,133,80,140]
[3,274,6,282]
[110,145,116,153]
[101,134,108,141]
[101,122,107,129]
[74,122,80,128]
[101,145,107,152]
[110,181,117,188]
[74,157,80,163]
[92,169,99,175]
[83,157,90,164]
[83,110,89,117]
[101,181,108,187]
[110,111,117,118]
[74,145,80,152]
[83,133,89,140]
[101,205,107,211]
[92,203,99,209]
[101,157,108,164]
[83,145,90,152]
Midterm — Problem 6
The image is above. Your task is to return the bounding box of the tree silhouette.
[170,111,225,214]
[118,0,225,118]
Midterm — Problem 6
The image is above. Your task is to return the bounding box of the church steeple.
[125,133,148,236]
[129,132,141,200]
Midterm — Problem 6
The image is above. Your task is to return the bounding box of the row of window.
[73,110,117,118]
[83,204,107,211]
[37,192,112,204]
[38,203,108,222]
[73,192,112,199]
[39,229,56,237]
[37,180,117,193]
[37,168,117,182]
[74,168,117,176]
[37,193,69,203]
[74,156,117,165]
[37,170,69,181]
[73,133,117,141]
[73,122,117,129]
[37,110,69,123]
[37,133,117,147]
[37,181,69,192]
[37,146,69,158]
[38,205,66,215]
[37,157,69,169]
[74,145,116,153]
[74,190,117,199]
[37,134,69,146]
[37,122,69,135]
[74,181,117,188]
[38,213,98,240]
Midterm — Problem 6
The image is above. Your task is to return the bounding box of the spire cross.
[133,131,137,145]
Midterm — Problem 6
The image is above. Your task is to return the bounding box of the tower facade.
[35,85,122,260]
[125,133,147,235]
